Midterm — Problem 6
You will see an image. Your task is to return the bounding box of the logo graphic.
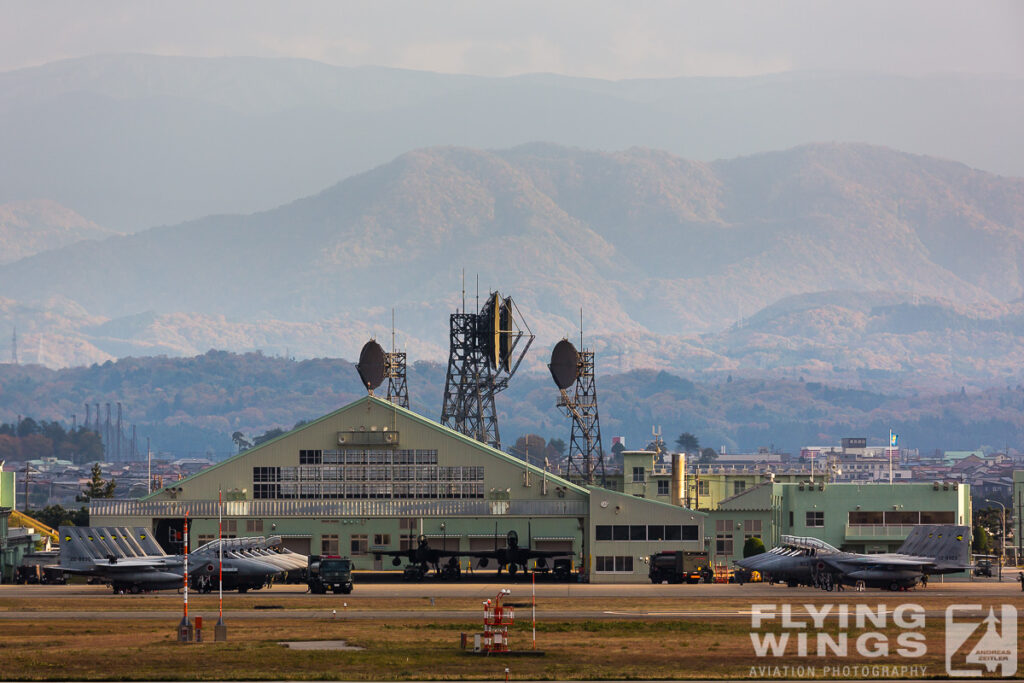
[946,605,1017,677]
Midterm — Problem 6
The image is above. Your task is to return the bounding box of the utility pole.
[985,499,1006,582]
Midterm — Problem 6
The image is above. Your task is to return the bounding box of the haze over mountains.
[1,55,1022,231]
[2,140,1024,393]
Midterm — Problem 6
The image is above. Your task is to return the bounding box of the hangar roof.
[145,394,589,500]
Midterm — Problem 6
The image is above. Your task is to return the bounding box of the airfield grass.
[0,617,958,680]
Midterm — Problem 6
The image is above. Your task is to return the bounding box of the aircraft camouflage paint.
[736,524,972,590]
[59,526,295,593]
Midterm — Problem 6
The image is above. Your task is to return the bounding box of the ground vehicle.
[973,559,993,577]
[307,555,353,594]
[648,551,712,584]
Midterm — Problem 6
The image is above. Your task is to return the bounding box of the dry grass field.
[0,583,1020,680]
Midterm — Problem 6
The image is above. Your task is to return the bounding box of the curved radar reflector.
[549,338,580,389]
[356,340,386,391]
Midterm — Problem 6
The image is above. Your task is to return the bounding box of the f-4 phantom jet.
[736,524,971,591]
[59,526,294,593]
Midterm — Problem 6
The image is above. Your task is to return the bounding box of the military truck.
[648,551,712,584]
[307,555,353,594]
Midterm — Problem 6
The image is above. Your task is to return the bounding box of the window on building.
[681,525,698,541]
[806,511,824,527]
[848,511,884,525]
[657,480,670,495]
[245,519,263,533]
[715,518,734,554]
[350,534,368,555]
[733,481,746,495]
[321,534,339,555]
[224,520,237,533]
[399,534,417,551]
[884,510,918,525]
[197,534,215,547]
[253,466,280,482]
[920,511,955,524]
[698,480,709,496]
[595,525,612,541]
[612,525,629,541]
[630,525,646,541]
[595,556,634,572]
[647,525,665,541]
[373,533,391,547]
[788,511,794,528]
[743,519,762,534]
[299,450,323,464]
[632,466,645,483]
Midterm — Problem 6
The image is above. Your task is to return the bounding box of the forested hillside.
[1,351,1022,460]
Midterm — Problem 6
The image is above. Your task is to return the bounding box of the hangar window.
[253,466,280,482]
[595,526,612,541]
[225,520,237,533]
[806,511,824,527]
[665,526,682,541]
[630,525,646,541]
[612,525,629,541]
[647,525,665,541]
[321,534,339,555]
[681,525,698,541]
[657,480,669,496]
[632,467,645,483]
[245,519,264,533]
[253,484,279,499]
[299,450,323,464]
[350,534,368,555]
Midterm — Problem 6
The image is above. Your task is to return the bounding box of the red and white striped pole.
[218,489,223,623]
[183,511,189,620]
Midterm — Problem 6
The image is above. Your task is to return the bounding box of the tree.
[253,428,285,447]
[29,504,75,529]
[81,463,116,500]
[231,431,252,453]
[547,438,566,457]
[743,536,766,558]
[972,525,991,554]
[699,447,719,464]
[675,432,700,454]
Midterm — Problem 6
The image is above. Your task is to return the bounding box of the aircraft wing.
[827,554,934,568]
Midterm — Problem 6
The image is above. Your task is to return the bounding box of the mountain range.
[1,55,1022,231]
[1,142,1024,393]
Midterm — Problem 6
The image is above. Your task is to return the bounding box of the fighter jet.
[374,534,465,580]
[59,526,290,594]
[736,524,971,591]
[472,527,573,576]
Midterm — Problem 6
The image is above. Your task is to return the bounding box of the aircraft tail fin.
[59,526,165,569]
[897,524,971,567]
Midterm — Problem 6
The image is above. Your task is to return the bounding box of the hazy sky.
[3,1,1022,79]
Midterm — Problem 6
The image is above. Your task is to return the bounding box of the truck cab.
[307,555,353,594]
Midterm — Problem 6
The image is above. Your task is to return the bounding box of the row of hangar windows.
[595,524,700,542]
[298,449,439,465]
[253,465,485,483]
[252,482,486,499]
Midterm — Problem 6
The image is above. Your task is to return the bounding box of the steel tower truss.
[385,351,409,409]
[558,349,605,485]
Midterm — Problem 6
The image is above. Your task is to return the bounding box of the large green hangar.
[89,396,708,583]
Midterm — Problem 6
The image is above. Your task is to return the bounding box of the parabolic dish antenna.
[356,339,386,391]
[549,338,580,390]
